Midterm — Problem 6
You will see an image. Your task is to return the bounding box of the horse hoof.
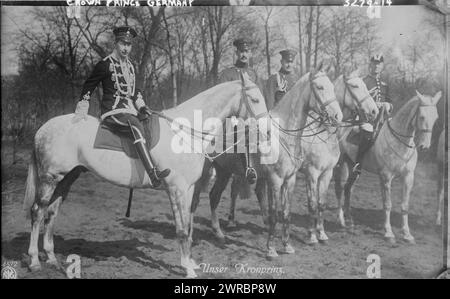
[46,259,59,267]
[185,270,198,279]
[266,247,278,260]
[190,259,201,270]
[384,237,396,244]
[29,263,42,272]
[403,236,416,244]
[319,239,329,245]
[282,244,295,254]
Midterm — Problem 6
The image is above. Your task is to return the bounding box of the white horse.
[22,75,269,278]
[198,69,379,247]
[436,130,445,226]
[192,61,343,242]
[297,70,379,244]
[334,90,441,243]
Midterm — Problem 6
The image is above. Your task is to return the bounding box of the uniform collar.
[279,68,291,75]
[369,73,381,80]
[111,50,128,64]
[235,60,249,69]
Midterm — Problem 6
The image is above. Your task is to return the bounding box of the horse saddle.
[93,114,160,159]
[346,107,389,146]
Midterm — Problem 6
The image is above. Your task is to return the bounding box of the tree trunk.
[265,19,271,77]
[313,7,320,68]
[163,11,178,107]
[305,7,314,71]
[297,7,303,76]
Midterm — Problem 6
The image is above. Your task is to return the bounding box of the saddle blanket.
[93,114,160,159]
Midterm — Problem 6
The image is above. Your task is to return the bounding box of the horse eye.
[349,84,358,88]
[251,97,259,103]
[316,85,324,90]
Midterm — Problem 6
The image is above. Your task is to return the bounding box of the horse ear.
[432,91,442,105]
[342,65,353,79]
[320,58,332,73]
[415,90,424,100]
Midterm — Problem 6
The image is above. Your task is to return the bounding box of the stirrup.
[351,163,362,175]
[245,167,257,184]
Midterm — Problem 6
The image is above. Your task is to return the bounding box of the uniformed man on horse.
[73,26,170,187]
[264,49,299,110]
[218,37,259,184]
[352,53,392,176]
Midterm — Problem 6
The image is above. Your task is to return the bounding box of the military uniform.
[79,54,145,121]
[264,49,298,110]
[218,37,258,184]
[73,26,169,187]
[363,74,390,104]
[352,53,390,176]
[265,70,298,110]
[218,60,258,85]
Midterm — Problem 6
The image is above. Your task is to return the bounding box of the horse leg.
[209,168,231,241]
[317,169,333,243]
[43,167,83,266]
[333,159,348,227]
[43,197,62,266]
[306,171,319,245]
[28,175,58,271]
[281,177,295,254]
[228,175,240,228]
[255,177,269,226]
[379,173,395,242]
[266,179,280,259]
[400,172,415,243]
[436,164,444,226]
[168,184,196,278]
[343,166,357,228]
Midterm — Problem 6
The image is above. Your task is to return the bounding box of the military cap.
[280,49,297,62]
[370,53,384,63]
[113,26,137,43]
[233,38,251,51]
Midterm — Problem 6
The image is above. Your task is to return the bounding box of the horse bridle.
[387,102,434,148]
[236,71,269,120]
[343,78,372,112]
[310,74,338,117]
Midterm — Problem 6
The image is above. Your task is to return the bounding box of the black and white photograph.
[1,0,448,282]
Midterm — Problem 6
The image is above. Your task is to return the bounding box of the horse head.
[309,59,343,124]
[340,67,379,121]
[414,90,441,151]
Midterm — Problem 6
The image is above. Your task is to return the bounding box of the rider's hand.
[72,100,89,123]
[139,105,152,116]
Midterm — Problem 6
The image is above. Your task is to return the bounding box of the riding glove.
[72,100,90,123]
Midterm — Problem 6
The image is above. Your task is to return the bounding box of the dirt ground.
[1,145,444,279]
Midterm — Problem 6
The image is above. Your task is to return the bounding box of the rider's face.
[281,59,294,73]
[237,49,252,64]
[370,62,384,75]
[115,40,132,59]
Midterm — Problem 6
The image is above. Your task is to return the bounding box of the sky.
[1,5,446,76]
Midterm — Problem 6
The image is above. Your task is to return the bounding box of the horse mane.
[391,95,421,130]
[164,80,240,116]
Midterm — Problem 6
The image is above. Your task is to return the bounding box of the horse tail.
[23,150,38,220]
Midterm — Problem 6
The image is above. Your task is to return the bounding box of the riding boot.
[241,154,257,184]
[351,129,373,176]
[129,124,170,188]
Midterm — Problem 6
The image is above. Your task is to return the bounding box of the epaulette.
[381,81,387,86]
